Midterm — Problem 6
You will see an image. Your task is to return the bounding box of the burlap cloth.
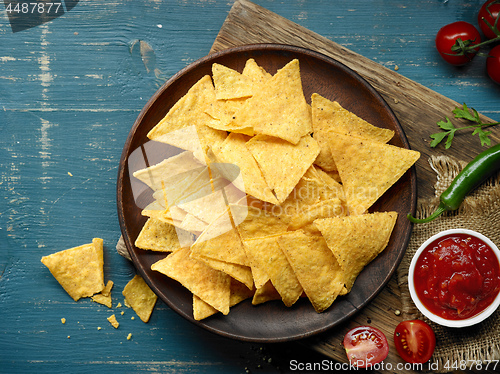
[396,155,500,372]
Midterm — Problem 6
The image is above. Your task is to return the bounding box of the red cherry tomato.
[343,326,389,368]
[394,320,436,364]
[478,0,500,40]
[487,45,500,84]
[435,21,482,65]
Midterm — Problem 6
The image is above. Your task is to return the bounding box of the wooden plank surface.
[209,1,500,372]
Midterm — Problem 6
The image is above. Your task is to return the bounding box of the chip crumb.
[107,314,119,329]
[127,333,132,340]
[394,65,399,71]
[67,336,70,339]
[116,302,122,308]
[131,316,135,320]
[61,318,66,324]
[68,172,73,177]
[394,98,399,104]
[121,311,124,315]
[394,309,401,316]
[97,326,102,330]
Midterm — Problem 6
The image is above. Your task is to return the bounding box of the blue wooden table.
[1,1,499,373]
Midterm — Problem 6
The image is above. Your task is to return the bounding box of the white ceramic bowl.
[408,229,500,328]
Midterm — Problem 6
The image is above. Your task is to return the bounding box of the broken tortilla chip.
[92,280,114,308]
[41,238,105,301]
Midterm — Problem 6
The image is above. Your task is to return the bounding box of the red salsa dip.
[414,233,500,320]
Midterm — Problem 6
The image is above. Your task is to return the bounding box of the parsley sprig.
[430,103,500,149]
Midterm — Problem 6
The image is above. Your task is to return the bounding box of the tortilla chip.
[91,280,114,308]
[122,274,157,323]
[246,134,320,203]
[41,238,105,301]
[194,255,254,290]
[212,132,278,205]
[328,133,420,215]
[241,244,270,290]
[190,208,248,266]
[242,58,272,83]
[193,279,255,320]
[212,63,254,100]
[312,93,395,143]
[314,211,398,292]
[204,98,253,135]
[243,234,303,307]
[151,248,230,314]
[278,231,344,313]
[230,204,288,240]
[107,314,119,329]
[132,151,204,192]
[231,59,312,144]
[177,188,227,226]
[252,280,282,305]
[311,94,394,172]
[135,218,192,252]
[92,294,112,308]
[280,166,345,218]
[147,75,227,156]
[288,198,346,232]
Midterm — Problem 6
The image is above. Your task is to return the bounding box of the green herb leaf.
[444,129,456,149]
[473,127,492,147]
[429,131,448,148]
[431,103,498,149]
[452,103,477,122]
[437,117,455,130]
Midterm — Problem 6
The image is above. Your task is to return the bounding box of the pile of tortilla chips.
[133,58,420,319]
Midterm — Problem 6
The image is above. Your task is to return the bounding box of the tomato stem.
[450,34,500,57]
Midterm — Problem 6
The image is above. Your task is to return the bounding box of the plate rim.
[116,43,417,342]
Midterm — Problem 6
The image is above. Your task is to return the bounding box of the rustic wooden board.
[210,0,500,371]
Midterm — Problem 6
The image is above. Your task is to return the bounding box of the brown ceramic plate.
[117,44,417,342]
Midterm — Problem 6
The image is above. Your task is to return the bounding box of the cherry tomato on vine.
[394,320,436,364]
[478,0,500,40]
[487,45,500,84]
[343,326,389,368]
[435,21,482,65]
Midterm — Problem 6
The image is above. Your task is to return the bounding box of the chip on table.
[41,238,105,301]
[122,274,158,323]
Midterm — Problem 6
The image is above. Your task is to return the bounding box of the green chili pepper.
[407,143,500,224]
